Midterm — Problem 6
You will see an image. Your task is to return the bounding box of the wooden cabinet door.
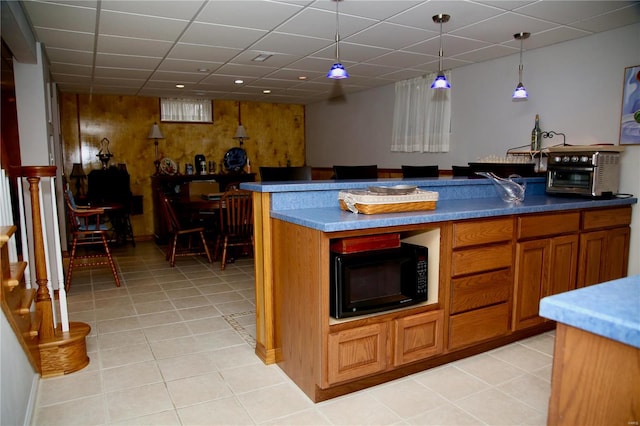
[548,234,579,296]
[393,310,444,367]
[577,230,607,288]
[514,235,579,330]
[602,227,630,282]
[514,239,549,330]
[577,228,629,288]
[327,323,389,384]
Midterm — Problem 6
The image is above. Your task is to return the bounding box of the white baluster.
[0,169,18,262]
[38,179,58,328]
[50,177,69,331]
[16,176,32,288]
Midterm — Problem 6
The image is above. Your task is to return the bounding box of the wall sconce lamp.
[69,163,86,197]
[431,13,451,89]
[327,0,349,79]
[96,137,113,170]
[512,32,530,100]
[233,102,249,146]
[147,122,165,174]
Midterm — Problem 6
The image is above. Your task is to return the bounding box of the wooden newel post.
[22,166,57,340]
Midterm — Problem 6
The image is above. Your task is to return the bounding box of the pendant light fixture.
[327,0,349,79]
[233,101,249,146]
[512,32,530,99]
[431,13,451,89]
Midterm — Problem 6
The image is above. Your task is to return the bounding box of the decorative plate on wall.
[223,147,247,172]
[159,158,178,175]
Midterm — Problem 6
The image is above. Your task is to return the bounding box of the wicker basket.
[338,189,438,214]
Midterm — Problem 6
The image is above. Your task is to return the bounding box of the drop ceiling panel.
[194,0,304,29]
[31,28,94,51]
[100,0,205,20]
[97,35,174,57]
[21,1,97,32]
[179,22,268,49]
[251,32,333,56]
[166,43,241,62]
[345,22,435,50]
[98,11,190,40]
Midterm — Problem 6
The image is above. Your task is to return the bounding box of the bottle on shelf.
[246,158,251,174]
[531,114,542,152]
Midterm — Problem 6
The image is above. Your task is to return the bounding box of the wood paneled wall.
[59,93,305,238]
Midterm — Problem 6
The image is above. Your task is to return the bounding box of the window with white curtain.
[391,71,451,153]
[160,98,213,123]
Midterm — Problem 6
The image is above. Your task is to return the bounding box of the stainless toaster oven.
[545,146,623,198]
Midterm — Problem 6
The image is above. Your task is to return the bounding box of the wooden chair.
[333,165,378,179]
[259,166,312,181]
[158,193,212,267]
[401,165,439,178]
[214,188,253,270]
[63,186,120,291]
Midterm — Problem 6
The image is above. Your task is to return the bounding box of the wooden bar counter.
[540,275,640,426]
[241,177,636,401]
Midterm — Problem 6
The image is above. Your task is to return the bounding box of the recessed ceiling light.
[252,53,273,62]
[298,76,307,80]
[197,68,210,73]
[234,79,244,84]
[263,89,271,94]
[176,84,185,88]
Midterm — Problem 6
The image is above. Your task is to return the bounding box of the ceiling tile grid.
[15,0,640,104]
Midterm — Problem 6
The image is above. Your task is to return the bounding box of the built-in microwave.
[330,241,428,319]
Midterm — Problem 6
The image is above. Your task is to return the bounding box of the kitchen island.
[539,275,640,426]
[241,177,636,401]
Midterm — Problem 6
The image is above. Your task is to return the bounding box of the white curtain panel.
[161,98,213,122]
[391,71,451,153]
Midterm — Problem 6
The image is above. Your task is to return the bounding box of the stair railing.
[10,166,69,335]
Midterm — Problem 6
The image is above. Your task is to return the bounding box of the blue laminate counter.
[241,177,637,232]
[539,275,640,349]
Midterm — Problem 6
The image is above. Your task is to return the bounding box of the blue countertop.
[241,177,636,232]
[539,275,640,349]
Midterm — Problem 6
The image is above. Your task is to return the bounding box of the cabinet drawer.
[393,310,444,367]
[517,212,580,239]
[582,207,632,230]
[327,322,389,384]
[453,218,513,249]
[449,303,510,350]
[451,269,511,314]
[451,243,512,276]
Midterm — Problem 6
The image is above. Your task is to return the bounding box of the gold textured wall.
[60,93,305,239]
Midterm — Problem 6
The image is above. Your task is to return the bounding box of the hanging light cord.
[518,36,524,83]
[335,0,341,61]
[438,17,444,72]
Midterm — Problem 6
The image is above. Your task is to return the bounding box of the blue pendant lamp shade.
[327,63,349,79]
[512,32,530,99]
[327,0,349,79]
[431,14,451,89]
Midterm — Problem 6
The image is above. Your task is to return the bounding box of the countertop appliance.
[546,145,623,198]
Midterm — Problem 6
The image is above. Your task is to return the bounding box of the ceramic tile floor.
[32,241,555,426]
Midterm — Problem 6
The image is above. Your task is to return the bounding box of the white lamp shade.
[147,123,164,139]
[234,125,249,139]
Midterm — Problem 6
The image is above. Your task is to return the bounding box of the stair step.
[15,288,36,315]
[3,261,28,291]
[25,312,41,339]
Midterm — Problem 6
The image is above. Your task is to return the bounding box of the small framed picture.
[619,65,640,145]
